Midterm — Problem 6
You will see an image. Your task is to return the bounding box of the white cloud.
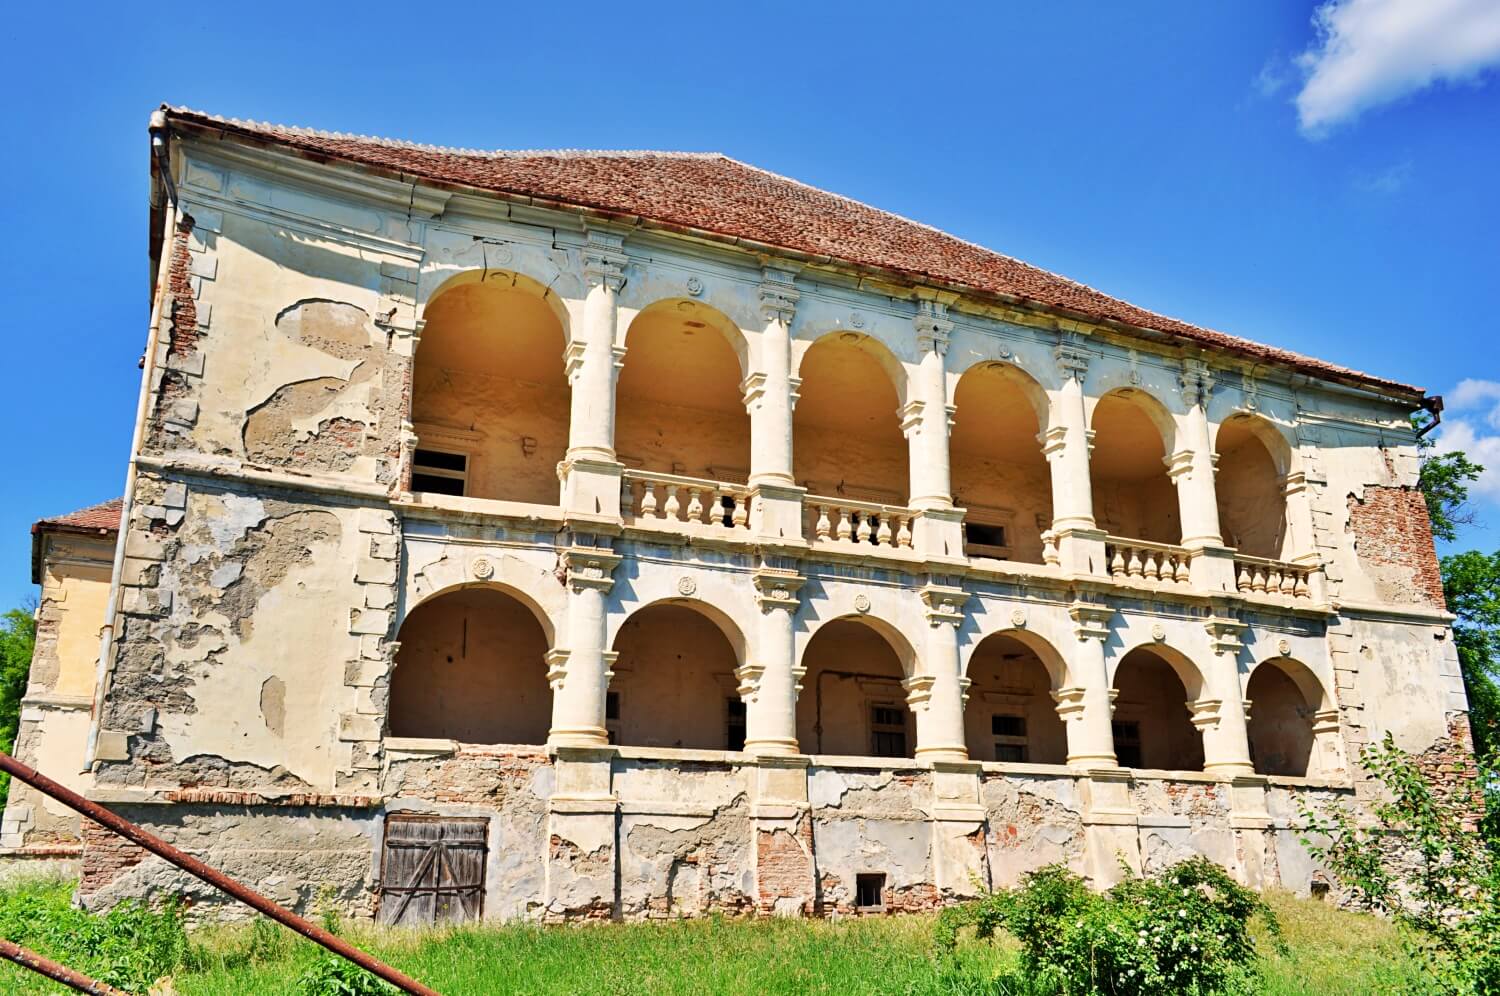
[1433,378,1500,502]
[1295,0,1500,136]
[1254,54,1294,98]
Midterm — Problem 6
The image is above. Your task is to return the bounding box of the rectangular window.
[992,713,1029,763]
[605,691,621,745]
[870,704,907,758]
[966,523,1007,548]
[855,873,886,911]
[1113,720,1142,769]
[726,698,746,751]
[412,448,468,496]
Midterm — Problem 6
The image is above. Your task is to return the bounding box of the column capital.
[1187,697,1224,732]
[913,300,953,354]
[759,265,800,325]
[560,544,622,593]
[919,583,968,626]
[1054,342,1091,382]
[1068,602,1114,642]
[752,567,804,612]
[1180,357,1214,409]
[1204,612,1247,656]
[582,230,627,291]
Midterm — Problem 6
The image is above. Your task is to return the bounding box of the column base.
[548,727,611,749]
[1066,753,1121,770]
[1204,760,1256,777]
[742,738,800,757]
[914,744,969,762]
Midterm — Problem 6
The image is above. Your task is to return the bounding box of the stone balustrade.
[806,496,914,549]
[1233,554,1312,600]
[622,470,751,531]
[1105,536,1193,587]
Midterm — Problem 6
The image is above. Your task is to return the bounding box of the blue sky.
[1,1,1497,606]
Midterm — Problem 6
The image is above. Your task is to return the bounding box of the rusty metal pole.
[0,751,441,996]
[0,937,132,995]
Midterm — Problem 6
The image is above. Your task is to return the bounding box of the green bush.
[937,858,1279,995]
[295,900,396,996]
[0,875,187,991]
[1300,733,1500,995]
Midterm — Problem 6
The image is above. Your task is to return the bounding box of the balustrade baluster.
[896,515,912,548]
[640,483,659,518]
[686,488,703,522]
[1127,548,1144,578]
[875,514,893,547]
[663,485,681,520]
[1174,555,1191,584]
[816,505,832,540]
[855,511,873,544]
[620,479,634,517]
[731,492,748,528]
[836,507,853,542]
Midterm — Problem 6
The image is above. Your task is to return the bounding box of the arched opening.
[412,275,569,505]
[1247,660,1321,777]
[617,301,750,485]
[794,335,909,507]
[797,617,912,758]
[1216,415,1290,559]
[951,364,1053,563]
[609,602,744,750]
[964,632,1067,764]
[1111,646,1204,771]
[1090,390,1179,544]
[389,586,551,744]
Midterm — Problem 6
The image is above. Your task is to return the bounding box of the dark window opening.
[855,873,886,911]
[412,448,468,496]
[991,715,1026,738]
[992,713,1029,763]
[1113,720,1142,768]
[966,523,1007,548]
[870,704,907,758]
[726,698,746,751]
[605,691,620,745]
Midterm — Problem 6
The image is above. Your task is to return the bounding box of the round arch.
[389,585,552,745]
[1089,387,1178,453]
[420,266,571,337]
[953,360,1051,432]
[964,628,1070,688]
[1089,388,1181,544]
[963,629,1069,764]
[1110,643,1207,771]
[1212,412,1296,479]
[623,298,750,381]
[796,613,916,758]
[792,330,911,407]
[609,596,748,665]
[797,612,918,678]
[1246,656,1328,777]
[793,332,911,505]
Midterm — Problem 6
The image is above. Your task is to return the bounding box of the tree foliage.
[0,604,37,812]
[1415,413,1485,545]
[1301,735,1500,994]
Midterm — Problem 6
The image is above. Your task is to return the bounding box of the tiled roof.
[33,498,123,535]
[160,106,1423,397]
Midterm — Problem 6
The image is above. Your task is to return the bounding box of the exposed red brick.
[77,819,146,898]
[755,821,815,915]
[1347,486,1446,609]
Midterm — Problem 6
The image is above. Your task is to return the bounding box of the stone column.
[1056,603,1120,768]
[905,301,965,559]
[560,230,627,520]
[1175,360,1237,591]
[742,569,805,756]
[1282,471,1329,601]
[1199,612,1255,776]
[547,544,622,748]
[747,266,806,542]
[1044,343,1106,574]
[908,583,970,761]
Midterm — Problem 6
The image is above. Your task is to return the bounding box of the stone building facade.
[2,105,1471,923]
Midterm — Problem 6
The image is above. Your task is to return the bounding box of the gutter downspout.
[83,115,179,771]
[1416,395,1444,438]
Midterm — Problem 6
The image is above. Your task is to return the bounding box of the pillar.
[742,569,805,756]
[1176,359,1237,591]
[909,584,969,761]
[560,230,627,520]
[547,544,621,748]
[1056,604,1119,768]
[1283,471,1329,601]
[1045,343,1106,574]
[1199,613,1254,776]
[747,266,806,542]
[906,301,965,559]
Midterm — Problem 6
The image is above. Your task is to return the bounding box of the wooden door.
[377,814,488,926]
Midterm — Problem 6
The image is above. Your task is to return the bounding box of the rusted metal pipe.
[0,751,441,996]
[0,937,131,995]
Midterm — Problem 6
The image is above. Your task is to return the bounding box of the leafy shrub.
[0,875,187,991]
[937,858,1279,995]
[1300,733,1500,994]
[296,901,396,996]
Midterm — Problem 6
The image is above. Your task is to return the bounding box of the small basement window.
[992,713,1029,763]
[855,873,886,912]
[966,522,1007,548]
[1113,720,1142,768]
[412,448,468,496]
[726,698,746,751]
[870,704,908,758]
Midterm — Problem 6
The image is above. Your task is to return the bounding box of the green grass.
[0,877,1430,995]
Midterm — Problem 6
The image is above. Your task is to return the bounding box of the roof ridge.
[164,106,725,162]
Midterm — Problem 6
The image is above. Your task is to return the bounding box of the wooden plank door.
[378,814,488,926]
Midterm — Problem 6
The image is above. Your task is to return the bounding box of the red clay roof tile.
[33,498,123,535]
[160,106,1423,398]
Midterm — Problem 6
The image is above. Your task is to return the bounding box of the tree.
[0,605,37,813]
[1416,413,1484,544]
